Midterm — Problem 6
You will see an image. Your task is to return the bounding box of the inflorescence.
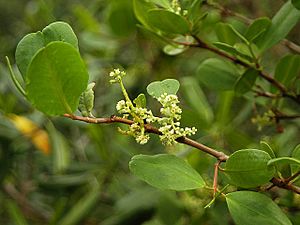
[109,69,197,146]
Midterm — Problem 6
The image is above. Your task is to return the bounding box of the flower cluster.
[171,0,182,15]
[109,68,126,84]
[109,69,197,146]
[156,93,197,145]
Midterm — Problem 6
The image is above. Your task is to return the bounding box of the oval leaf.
[16,21,78,78]
[133,93,147,108]
[129,154,205,191]
[26,42,89,115]
[147,9,190,34]
[147,79,180,98]
[226,191,292,225]
[225,149,275,188]
[256,1,300,52]
[245,17,271,42]
[197,58,239,91]
[260,141,276,158]
[274,54,300,88]
[235,68,259,95]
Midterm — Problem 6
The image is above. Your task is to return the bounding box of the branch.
[203,0,300,54]
[64,114,229,162]
[64,114,300,194]
[189,35,300,105]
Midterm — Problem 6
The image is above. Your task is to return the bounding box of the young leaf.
[147,79,180,98]
[234,68,258,95]
[78,82,96,117]
[268,157,300,167]
[274,54,300,88]
[133,93,147,108]
[196,58,239,91]
[245,17,271,42]
[226,191,292,225]
[16,21,78,78]
[147,9,190,34]
[163,44,187,55]
[26,42,89,115]
[224,149,275,188]
[129,154,205,191]
[256,1,300,52]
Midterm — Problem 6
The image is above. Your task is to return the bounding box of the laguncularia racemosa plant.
[5,0,300,224]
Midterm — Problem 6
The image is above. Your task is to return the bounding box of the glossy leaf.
[245,17,271,42]
[256,1,300,51]
[26,42,89,115]
[235,68,259,95]
[147,79,180,98]
[274,54,300,88]
[133,93,147,108]
[129,154,205,191]
[268,157,300,167]
[16,21,78,78]
[225,149,275,188]
[147,9,190,34]
[292,0,300,10]
[133,0,156,29]
[226,191,292,225]
[196,58,239,91]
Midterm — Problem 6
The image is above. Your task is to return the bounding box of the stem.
[64,114,300,194]
[213,161,221,196]
[189,35,300,104]
[5,56,26,97]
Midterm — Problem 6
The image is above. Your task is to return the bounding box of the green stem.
[5,56,26,97]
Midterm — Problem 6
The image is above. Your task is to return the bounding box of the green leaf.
[260,141,276,158]
[268,157,300,167]
[213,42,253,62]
[196,58,239,91]
[16,21,78,78]
[78,82,96,117]
[226,191,292,225]
[133,0,156,29]
[147,9,190,34]
[133,93,147,108]
[147,79,180,98]
[215,22,248,45]
[129,154,205,191]
[6,199,29,225]
[245,17,271,42]
[256,1,300,52]
[225,149,275,188]
[26,42,89,115]
[163,44,187,55]
[292,144,300,174]
[274,54,300,88]
[235,68,258,95]
[147,0,171,9]
[292,0,300,10]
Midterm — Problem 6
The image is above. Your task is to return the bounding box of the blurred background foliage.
[0,0,299,224]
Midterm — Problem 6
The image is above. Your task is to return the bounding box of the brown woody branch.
[64,114,300,194]
[203,0,300,54]
[188,35,300,105]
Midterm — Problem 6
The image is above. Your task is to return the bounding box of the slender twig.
[286,170,300,183]
[203,0,300,54]
[64,114,229,162]
[187,35,300,105]
[213,161,221,197]
[64,113,300,194]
